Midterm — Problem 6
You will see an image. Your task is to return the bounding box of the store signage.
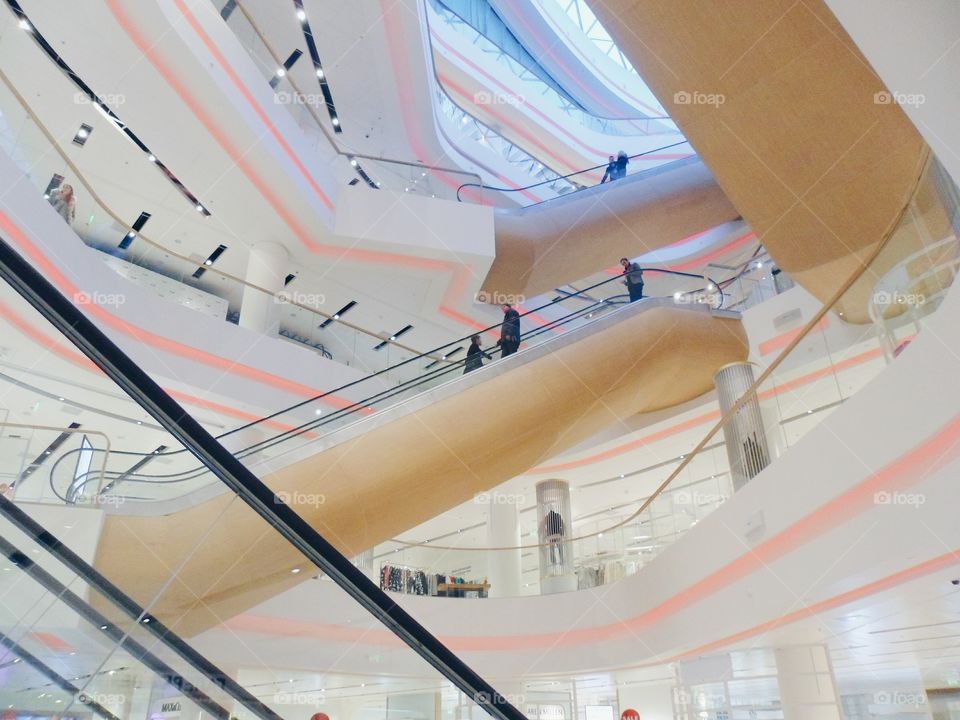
[620,709,639,720]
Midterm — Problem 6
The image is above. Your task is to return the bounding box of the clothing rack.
[379,562,489,598]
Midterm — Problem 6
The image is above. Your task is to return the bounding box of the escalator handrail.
[455,140,693,202]
[48,267,730,494]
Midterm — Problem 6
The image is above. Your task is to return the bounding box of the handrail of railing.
[51,267,732,494]
[391,153,930,552]
[455,141,693,201]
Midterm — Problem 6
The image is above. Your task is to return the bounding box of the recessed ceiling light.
[195,203,205,213]
[316,68,324,78]
[147,154,156,162]
[297,8,307,21]
[276,67,286,77]
[291,568,301,574]
[18,18,31,31]
[331,117,340,126]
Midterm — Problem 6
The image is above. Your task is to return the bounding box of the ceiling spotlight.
[349,158,358,167]
[276,67,286,78]
[77,128,89,139]
[18,18,31,31]
[331,117,340,126]
[147,153,156,162]
[291,568,301,574]
[204,259,213,266]
[316,68,325,78]
[196,203,204,212]
[296,8,307,21]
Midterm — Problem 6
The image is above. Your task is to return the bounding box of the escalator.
[25,260,752,637]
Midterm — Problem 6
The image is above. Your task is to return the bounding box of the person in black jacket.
[463,334,492,374]
[620,257,644,302]
[614,150,629,179]
[498,303,521,357]
[600,155,616,183]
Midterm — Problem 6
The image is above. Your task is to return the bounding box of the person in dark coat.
[498,303,521,357]
[600,155,616,183]
[614,150,629,179]
[620,257,644,302]
[463,334,491,374]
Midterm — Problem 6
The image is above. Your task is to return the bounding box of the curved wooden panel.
[584,0,935,318]
[94,303,747,635]
[481,157,740,298]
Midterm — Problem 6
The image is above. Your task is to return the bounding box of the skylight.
[549,0,637,74]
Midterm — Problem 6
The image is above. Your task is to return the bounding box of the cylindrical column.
[535,479,576,594]
[774,645,842,719]
[486,495,521,597]
[714,362,771,491]
[239,242,288,335]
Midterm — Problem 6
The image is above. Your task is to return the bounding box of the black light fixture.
[192,244,227,278]
[292,0,342,132]
[374,324,413,350]
[72,123,93,147]
[17,422,82,482]
[118,211,151,250]
[269,49,303,89]
[425,346,463,369]
[319,300,356,328]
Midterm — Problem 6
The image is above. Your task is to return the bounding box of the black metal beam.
[0,235,523,720]
[0,632,122,720]
[0,496,282,720]
[0,535,233,719]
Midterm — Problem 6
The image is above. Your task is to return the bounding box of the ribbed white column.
[714,362,771,491]
[239,242,288,335]
[774,645,842,720]
[535,479,576,594]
